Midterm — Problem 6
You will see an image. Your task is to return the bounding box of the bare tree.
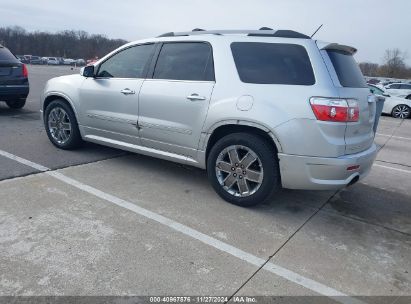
[0,26,128,59]
[380,48,408,78]
[359,62,379,76]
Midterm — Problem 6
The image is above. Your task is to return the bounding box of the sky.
[0,0,410,65]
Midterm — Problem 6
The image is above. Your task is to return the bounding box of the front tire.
[391,104,410,119]
[44,99,82,149]
[6,98,26,109]
[207,133,280,207]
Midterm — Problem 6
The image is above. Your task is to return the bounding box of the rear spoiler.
[317,41,357,55]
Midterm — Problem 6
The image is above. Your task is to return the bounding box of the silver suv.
[41,29,379,207]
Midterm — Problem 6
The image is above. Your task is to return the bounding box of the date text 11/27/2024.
[149,296,257,303]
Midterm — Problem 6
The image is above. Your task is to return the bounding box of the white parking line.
[0,150,49,171]
[373,163,411,174]
[0,149,365,304]
[376,133,411,141]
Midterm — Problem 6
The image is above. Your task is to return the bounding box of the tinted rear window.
[230,42,315,85]
[0,47,18,62]
[327,50,366,88]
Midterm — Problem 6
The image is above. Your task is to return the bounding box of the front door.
[138,42,215,158]
[79,43,156,144]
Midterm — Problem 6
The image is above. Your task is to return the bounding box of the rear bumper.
[0,84,29,100]
[278,143,378,190]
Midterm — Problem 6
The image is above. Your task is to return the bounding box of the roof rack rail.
[157,29,310,39]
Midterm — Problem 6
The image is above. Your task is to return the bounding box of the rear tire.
[391,104,410,119]
[44,99,82,149]
[6,98,26,109]
[207,133,280,207]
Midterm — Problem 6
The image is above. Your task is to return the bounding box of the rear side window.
[0,47,18,62]
[400,84,411,89]
[326,50,366,88]
[153,42,214,81]
[230,42,315,85]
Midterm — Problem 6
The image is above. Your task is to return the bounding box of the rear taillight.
[22,64,28,78]
[346,99,359,122]
[309,97,359,122]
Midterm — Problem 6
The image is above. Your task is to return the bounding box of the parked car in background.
[384,83,411,99]
[381,81,396,87]
[367,78,380,85]
[63,58,76,66]
[75,59,86,66]
[41,28,381,206]
[47,57,59,65]
[369,84,411,119]
[86,57,99,65]
[30,56,43,65]
[0,44,29,109]
[16,55,29,63]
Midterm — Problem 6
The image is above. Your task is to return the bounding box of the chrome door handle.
[121,88,135,95]
[187,93,206,101]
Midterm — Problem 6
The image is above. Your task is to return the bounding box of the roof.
[158,28,311,39]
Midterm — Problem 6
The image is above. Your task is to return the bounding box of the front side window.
[97,44,155,78]
[230,42,315,85]
[153,42,214,81]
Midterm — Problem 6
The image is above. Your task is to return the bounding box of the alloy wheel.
[215,145,264,197]
[392,105,410,119]
[48,107,72,144]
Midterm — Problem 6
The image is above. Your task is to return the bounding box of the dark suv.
[0,45,29,109]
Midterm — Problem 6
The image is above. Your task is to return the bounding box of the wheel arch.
[43,93,79,122]
[203,121,282,163]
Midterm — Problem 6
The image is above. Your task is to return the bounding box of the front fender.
[41,74,85,123]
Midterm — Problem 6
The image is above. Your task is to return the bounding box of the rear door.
[138,42,215,158]
[321,45,376,154]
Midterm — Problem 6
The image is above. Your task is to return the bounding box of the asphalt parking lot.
[0,65,410,303]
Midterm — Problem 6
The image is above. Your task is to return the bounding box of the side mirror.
[382,93,390,97]
[80,65,95,78]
